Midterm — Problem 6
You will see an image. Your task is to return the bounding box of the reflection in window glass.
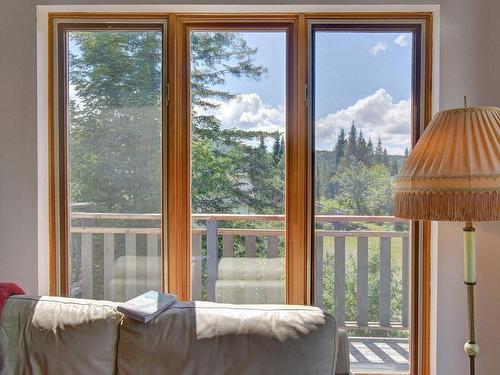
[67,30,163,301]
[313,30,413,374]
[190,31,287,304]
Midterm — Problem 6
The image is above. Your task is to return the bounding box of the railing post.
[223,235,234,257]
[402,235,410,327]
[146,234,159,291]
[245,235,256,257]
[267,236,279,258]
[125,233,137,300]
[315,236,324,308]
[379,236,392,327]
[206,220,218,302]
[103,233,114,300]
[81,233,93,299]
[357,236,369,327]
[192,233,202,301]
[334,235,346,326]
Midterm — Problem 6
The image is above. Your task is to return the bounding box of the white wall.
[0,1,499,374]
[435,222,500,374]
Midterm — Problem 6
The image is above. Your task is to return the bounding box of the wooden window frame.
[48,12,432,375]
[308,18,432,375]
[170,14,308,303]
[49,18,168,297]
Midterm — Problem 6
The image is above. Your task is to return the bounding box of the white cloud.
[199,93,285,133]
[196,90,410,154]
[315,89,411,154]
[394,34,409,47]
[370,41,387,55]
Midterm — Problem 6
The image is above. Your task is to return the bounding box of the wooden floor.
[350,337,409,374]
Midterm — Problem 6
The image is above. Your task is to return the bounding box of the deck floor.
[349,337,409,374]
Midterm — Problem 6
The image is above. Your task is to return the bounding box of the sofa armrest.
[335,328,351,375]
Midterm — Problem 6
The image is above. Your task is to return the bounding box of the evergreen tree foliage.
[334,128,347,165]
[390,160,399,176]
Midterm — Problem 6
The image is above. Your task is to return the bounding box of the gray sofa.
[0,295,350,375]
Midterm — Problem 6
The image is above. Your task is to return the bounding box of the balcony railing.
[70,212,409,331]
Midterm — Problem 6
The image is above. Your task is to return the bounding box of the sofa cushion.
[0,295,122,375]
[117,301,337,375]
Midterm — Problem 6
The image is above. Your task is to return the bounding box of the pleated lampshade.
[395,106,500,221]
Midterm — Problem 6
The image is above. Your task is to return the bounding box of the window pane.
[67,29,163,302]
[190,31,287,303]
[313,30,414,374]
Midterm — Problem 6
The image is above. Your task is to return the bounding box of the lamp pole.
[463,221,479,375]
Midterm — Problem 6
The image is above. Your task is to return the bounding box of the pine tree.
[272,131,281,167]
[366,138,374,165]
[390,160,399,176]
[356,130,368,163]
[374,137,384,164]
[342,122,357,166]
[279,136,285,159]
[334,128,347,166]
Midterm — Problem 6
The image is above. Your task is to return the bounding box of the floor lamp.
[394,105,499,375]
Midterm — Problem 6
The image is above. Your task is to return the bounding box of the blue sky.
[208,31,413,154]
[314,32,412,117]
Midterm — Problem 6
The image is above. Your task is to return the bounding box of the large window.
[54,22,166,300]
[311,23,423,374]
[189,30,287,303]
[51,14,431,374]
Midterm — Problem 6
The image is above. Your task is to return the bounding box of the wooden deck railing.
[70,212,409,330]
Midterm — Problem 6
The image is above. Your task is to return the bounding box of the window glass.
[189,31,287,303]
[66,29,163,301]
[313,29,414,374]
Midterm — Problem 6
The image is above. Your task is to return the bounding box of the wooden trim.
[160,18,169,297]
[420,220,432,375]
[50,19,168,297]
[48,18,57,295]
[173,15,303,302]
[286,14,309,305]
[166,14,191,301]
[305,11,433,19]
[412,15,432,375]
[48,12,170,20]
[56,23,69,296]
[417,16,433,375]
[410,221,422,375]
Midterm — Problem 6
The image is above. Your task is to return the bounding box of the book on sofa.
[117,290,176,323]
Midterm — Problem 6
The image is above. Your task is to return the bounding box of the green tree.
[342,122,358,166]
[366,164,394,215]
[333,161,371,214]
[334,128,347,165]
[333,161,394,215]
[69,31,163,213]
[366,138,375,165]
[356,130,368,164]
